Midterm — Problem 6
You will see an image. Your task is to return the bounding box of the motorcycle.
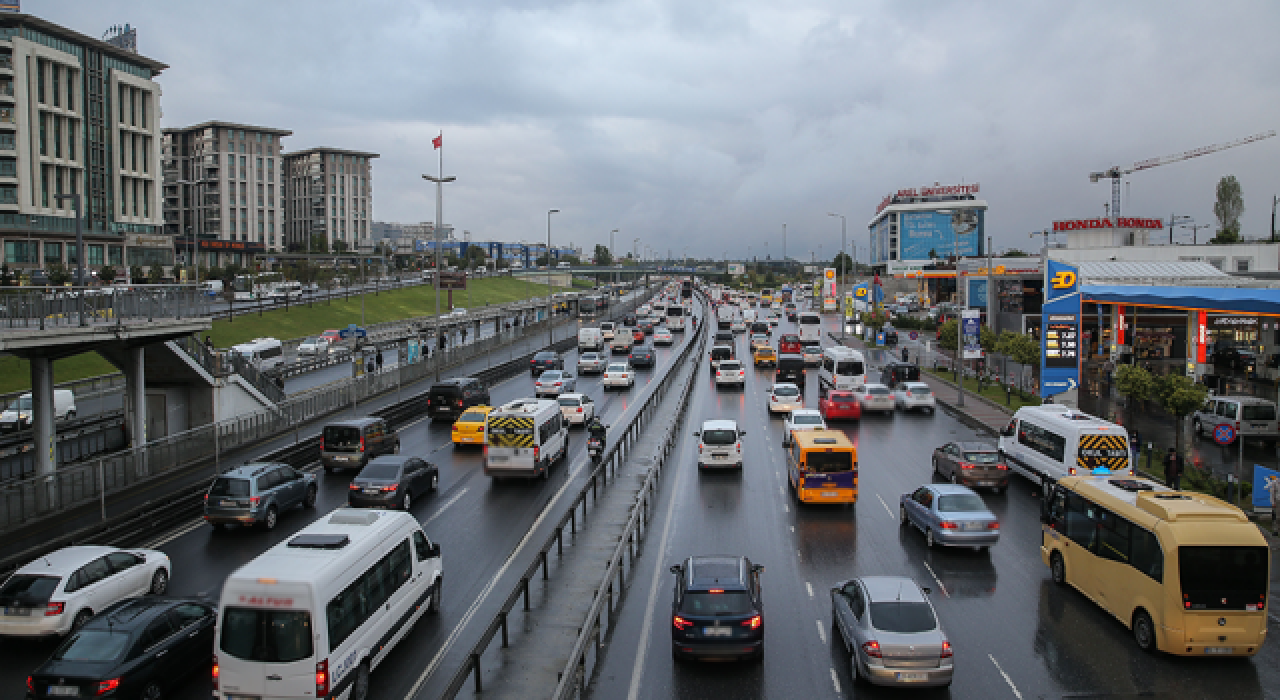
[587,428,608,462]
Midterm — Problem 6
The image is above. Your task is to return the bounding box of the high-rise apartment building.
[161,121,291,267]
[0,13,170,280]
[283,147,377,253]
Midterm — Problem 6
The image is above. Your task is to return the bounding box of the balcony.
[0,83,13,100]
[202,211,222,222]
[0,56,12,71]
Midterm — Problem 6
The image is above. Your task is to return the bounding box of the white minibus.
[231,337,285,371]
[797,312,822,343]
[999,405,1132,486]
[819,346,867,392]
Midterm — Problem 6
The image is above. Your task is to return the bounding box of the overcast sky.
[45,0,1280,260]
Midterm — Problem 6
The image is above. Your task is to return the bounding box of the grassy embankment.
[0,276,568,394]
[922,367,1043,412]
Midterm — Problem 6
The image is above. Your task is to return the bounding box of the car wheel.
[263,505,279,531]
[402,492,412,510]
[150,568,169,595]
[926,528,936,548]
[430,472,439,491]
[899,505,909,527]
[1133,609,1157,653]
[1050,551,1067,585]
[349,663,371,700]
[303,485,317,508]
[950,472,959,485]
[429,577,442,613]
[140,682,162,700]
[72,608,93,631]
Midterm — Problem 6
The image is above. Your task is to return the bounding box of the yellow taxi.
[753,345,778,368]
[452,405,493,446]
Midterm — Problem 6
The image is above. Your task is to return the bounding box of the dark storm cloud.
[46,0,1280,258]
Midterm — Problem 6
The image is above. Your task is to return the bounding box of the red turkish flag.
[432,134,442,149]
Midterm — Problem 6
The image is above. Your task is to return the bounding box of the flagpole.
[423,131,455,380]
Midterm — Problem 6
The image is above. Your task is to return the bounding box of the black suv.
[427,377,490,420]
[531,351,563,377]
[775,354,806,384]
[320,417,400,472]
[879,361,920,389]
[629,344,656,369]
[749,321,770,337]
[623,313,638,326]
[714,330,734,344]
[670,555,764,662]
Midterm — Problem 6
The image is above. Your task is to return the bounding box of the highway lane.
[589,304,1279,699]
[0,294,690,699]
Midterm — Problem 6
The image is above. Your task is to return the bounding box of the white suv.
[694,419,746,469]
[892,381,936,414]
[783,409,827,446]
[603,362,635,389]
[715,360,746,390]
[767,383,804,415]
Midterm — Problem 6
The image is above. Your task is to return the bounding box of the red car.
[778,333,802,355]
[632,328,646,343]
[820,390,862,421]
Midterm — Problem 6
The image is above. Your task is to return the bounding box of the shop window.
[1235,258,1251,272]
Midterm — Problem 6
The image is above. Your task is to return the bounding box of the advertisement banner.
[962,310,982,359]
[967,278,988,309]
[1040,260,1081,398]
[1253,466,1280,510]
[728,263,745,276]
[1117,305,1125,346]
[899,209,983,260]
[851,284,884,304]
[1196,311,1207,363]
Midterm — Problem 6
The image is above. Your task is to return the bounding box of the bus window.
[1179,546,1268,610]
[1064,492,1097,552]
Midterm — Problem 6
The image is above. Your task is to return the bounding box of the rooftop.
[0,13,168,73]
[284,147,381,159]
[163,121,294,137]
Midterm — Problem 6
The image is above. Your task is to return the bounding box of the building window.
[130,88,137,126]
[140,93,147,129]
[67,244,77,265]
[53,117,61,159]
[51,64,59,107]
[142,140,148,173]
[4,241,36,264]
[39,116,46,155]
[40,167,48,207]
[66,71,74,112]
[87,244,104,266]
[229,219,236,233]
[43,241,61,264]
[143,182,149,218]
[1236,258,1251,272]
[37,59,45,103]
[108,246,122,266]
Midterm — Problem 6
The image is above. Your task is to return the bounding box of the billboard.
[1040,260,1081,399]
[967,278,988,309]
[899,209,983,260]
[728,263,745,276]
[962,310,983,359]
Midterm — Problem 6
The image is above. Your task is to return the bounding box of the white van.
[693,419,746,470]
[797,313,822,343]
[0,389,76,431]
[215,509,441,700]
[1192,395,1279,443]
[818,346,867,392]
[483,398,570,479]
[231,337,285,371]
[201,279,224,297]
[997,405,1132,486]
[599,321,616,342]
[578,327,604,352]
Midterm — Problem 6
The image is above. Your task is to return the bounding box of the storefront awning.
[1081,285,1280,315]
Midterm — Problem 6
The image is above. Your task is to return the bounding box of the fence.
[0,285,210,329]
[0,291,650,534]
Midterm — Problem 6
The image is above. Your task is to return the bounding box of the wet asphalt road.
[586,307,1280,700]
[0,294,687,699]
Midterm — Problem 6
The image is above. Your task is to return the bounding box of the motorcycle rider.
[587,416,607,445]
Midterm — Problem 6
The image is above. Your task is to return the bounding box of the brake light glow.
[212,654,219,690]
[348,483,360,490]
[988,521,1000,530]
[381,485,398,492]
[44,602,64,616]
[996,463,1009,470]
[1068,467,1077,475]
[862,640,882,658]
[743,614,762,629]
[249,497,260,507]
[709,589,724,594]
[941,640,953,658]
[534,447,540,461]
[673,615,693,631]
[940,521,958,529]
[316,659,330,697]
[959,462,973,470]
[359,436,366,452]
[94,678,121,696]
[319,436,324,451]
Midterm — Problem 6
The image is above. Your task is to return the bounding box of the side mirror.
[739,431,747,436]
[669,565,683,575]
[752,565,765,574]
[429,543,442,559]
[692,432,700,437]
[922,587,932,595]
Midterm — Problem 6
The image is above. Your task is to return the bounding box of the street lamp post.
[547,208,559,346]
[422,159,456,380]
[52,193,84,325]
[176,178,216,286]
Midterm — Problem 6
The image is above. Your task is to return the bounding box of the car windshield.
[681,591,752,615]
[869,601,937,634]
[323,426,362,447]
[608,364,629,372]
[52,630,131,661]
[220,608,314,662]
[209,477,251,498]
[540,371,564,380]
[1242,404,1277,421]
[458,411,487,423]
[702,429,738,445]
[581,353,599,361]
[936,494,988,513]
[964,451,1000,464]
[6,397,31,411]
[773,386,799,397]
[535,353,556,360]
[557,398,580,407]
[836,361,864,376]
[830,393,856,403]
[0,574,60,604]
[302,337,320,345]
[792,415,823,425]
[779,358,804,370]
[358,461,401,480]
[867,387,889,396]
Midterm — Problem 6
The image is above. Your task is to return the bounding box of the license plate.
[1205,646,1233,654]
[437,407,450,412]
[4,606,30,616]
[712,453,728,459]
[964,522,982,531]
[363,488,381,494]
[979,481,995,486]
[220,499,237,507]
[703,627,732,637]
[822,491,839,497]
[895,672,928,681]
[47,687,80,697]
[488,456,508,463]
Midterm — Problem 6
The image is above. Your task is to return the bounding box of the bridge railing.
[0,285,211,330]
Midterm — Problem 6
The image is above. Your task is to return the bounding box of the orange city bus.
[786,430,858,505]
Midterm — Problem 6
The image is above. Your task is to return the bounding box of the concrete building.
[283,147,377,253]
[0,13,170,282]
[1043,215,1280,275]
[162,121,291,268]
[867,183,987,272]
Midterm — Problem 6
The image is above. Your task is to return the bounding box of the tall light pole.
[52,194,84,325]
[547,208,559,346]
[423,149,456,380]
[828,212,846,338]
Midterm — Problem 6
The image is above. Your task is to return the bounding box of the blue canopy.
[1081,285,1280,315]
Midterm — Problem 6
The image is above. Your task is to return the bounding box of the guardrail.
[0,285,210,330]
[0,291,651,538]
[439,293,708,698]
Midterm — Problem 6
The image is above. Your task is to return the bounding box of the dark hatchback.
[671,555,765,662]
[629,345,656,369]
[880,361,921,389]
[775,354,806,383]
[749,321,770,337]
[347,455,439,510]
[531,351,563,377]
[623,313,638,327]
[26,597,214,700]
[427,377,490,420]
[637,318,656,335]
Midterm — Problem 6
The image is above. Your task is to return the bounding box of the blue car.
[899,484,1000,550]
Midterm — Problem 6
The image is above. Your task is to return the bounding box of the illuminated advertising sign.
[876,183,981,214]
[1040,260,1081,398]
[967,279,987,309]
[1196,311,1207,363]
[899,209,983,260]
[1052,217,1163,231]
[1044,314,1080,368]
[1117,305,1125,346]
[962,310,983,360]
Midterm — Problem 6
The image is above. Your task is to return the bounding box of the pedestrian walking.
[204,334,214,352]
[901,346,909,363]
[1267,475,1280,535]
[1163,448,1181,490]
[376,351,384,371]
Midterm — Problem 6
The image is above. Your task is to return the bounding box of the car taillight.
[483,446,488,458]
[349,483,360,490]
[736,443,741,449]
[359,436,366,452]
[716,371,721,377]
[959,462,973,470]
[94,678,121,696]
[457,400,464,406]
[940,521,958,529]
[27,676,33,693]
[988,521,1000,530]
[941,640,953,658]
[44,602,64,616]
[862,640,882,658]
[381,485,398,492]
[534,447,540,461]
[212,654,220,690]
[554,382,562,386]
[316,659,330,697]
[1068,467,1077,475]
[249,497,260,507]
[319,436,324,451]
[742,615,762,629]
[996,463,1009,470]
[576,407,583,413]
[673,615,693,630]
[452,424,459,431]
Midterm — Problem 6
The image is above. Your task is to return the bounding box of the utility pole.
[423,132,456,380]
[547,208,559,347]
[986,236,994,332]
[1272,196,1277,243]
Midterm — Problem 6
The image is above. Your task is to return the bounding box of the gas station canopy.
[1082,285,1280,315]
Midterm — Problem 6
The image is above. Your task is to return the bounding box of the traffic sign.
[339,327,368,339]
[909,331,919,341]
[1213,423,1236,446]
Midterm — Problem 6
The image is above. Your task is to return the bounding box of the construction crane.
[1089,130,1276,219]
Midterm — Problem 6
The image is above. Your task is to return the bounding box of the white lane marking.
[806,582,814,598]
[422,488,469,526]
[989,654,1023,699]
[779,484,785,496]
[815,619,827,644]
[789,525,794,533]
[876,493,895,519]
[143,517,205,549]
[922,561,950,598]
[783,504,790,513]
[830,667,842,695]
[797,549,802,560]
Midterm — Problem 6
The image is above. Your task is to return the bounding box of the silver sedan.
[900,484,1000,550]
[534,370,577,397]
[831,576,953,688]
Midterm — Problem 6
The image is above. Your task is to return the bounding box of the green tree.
[332,240,348,253]
[97,265,116,284]
[46,261,70,286]
[995,330,1039,367]
[764,271,776,286]
[465,246,487,269]
[1003,249,1030,257]
[129,265,145,283]
[1154,374,1208,455]
[308,233,330,253]
[1211,174,1244,243]
[980,325,999,353]
[928,248,938,260]
[594,244,613,267]
[147,264,164,284]
[1115,364,1154,424]
[937,319,958,352]
[832,252,852,272]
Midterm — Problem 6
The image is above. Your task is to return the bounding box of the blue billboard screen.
[899,209,983,260]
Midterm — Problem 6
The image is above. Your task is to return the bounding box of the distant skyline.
[40,0,1280,259]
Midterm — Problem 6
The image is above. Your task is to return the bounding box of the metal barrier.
[439,294,708,698]
[0,291,651,535]
[0,285,210,329]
